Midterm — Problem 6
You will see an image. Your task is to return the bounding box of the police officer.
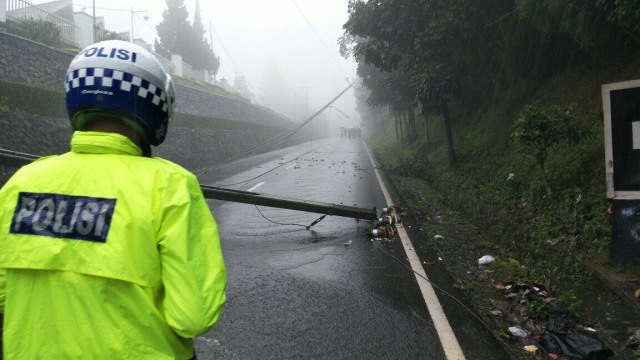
[0,40,227,359]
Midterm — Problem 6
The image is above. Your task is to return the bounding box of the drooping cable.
[192,82,353,176]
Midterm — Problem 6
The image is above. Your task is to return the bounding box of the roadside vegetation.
[344,0,640,288]
[368,54,640,358]
[343,0,640,357]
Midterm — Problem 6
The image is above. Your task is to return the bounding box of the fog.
[47,0,361,131]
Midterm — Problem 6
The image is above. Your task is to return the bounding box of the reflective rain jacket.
[0,131,227,359]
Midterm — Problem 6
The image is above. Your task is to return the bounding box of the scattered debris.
[625,328,640,351]
[344,240,352,247]
[509,326,529,338]
[506,173,515,181]
[478,255,495,265]
[539,328,614,359]
[494,280,614,359]
[434,234,444,240]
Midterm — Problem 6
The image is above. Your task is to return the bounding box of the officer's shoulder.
[21,155,59,169]
[150,157,195,177]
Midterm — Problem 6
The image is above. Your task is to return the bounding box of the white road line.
[363,141,466,360]
[247,182,265,192]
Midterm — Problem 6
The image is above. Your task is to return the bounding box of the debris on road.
[495,280,614,359]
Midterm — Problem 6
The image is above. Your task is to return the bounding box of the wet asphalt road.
[192,137,512,360]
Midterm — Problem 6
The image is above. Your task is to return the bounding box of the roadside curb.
[586,261,640,316]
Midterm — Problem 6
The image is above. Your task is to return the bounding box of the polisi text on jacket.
[10,192,117,243]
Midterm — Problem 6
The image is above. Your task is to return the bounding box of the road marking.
[286,163,296,170]
[363,141,466,360]
[247,182,265,192]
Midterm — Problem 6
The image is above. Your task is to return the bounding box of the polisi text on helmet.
[77,47,138,63]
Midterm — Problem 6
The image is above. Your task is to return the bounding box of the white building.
[73,11,105,48]
[1,0,6,22]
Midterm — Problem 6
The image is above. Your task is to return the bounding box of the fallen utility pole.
[201,185,376,220]
[0,149,377,221]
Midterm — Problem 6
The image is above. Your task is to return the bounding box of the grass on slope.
[370,53,640,296]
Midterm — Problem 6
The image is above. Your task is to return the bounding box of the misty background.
[33,0,362,133]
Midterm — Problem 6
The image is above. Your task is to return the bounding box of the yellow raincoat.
[0,131,227,359]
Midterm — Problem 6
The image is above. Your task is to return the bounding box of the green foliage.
[515,0,624,54]
[597,0,640,42]
[5,18,61,46]
[512,104,589,195]
[526,297,550,320]
[369,49,634,301]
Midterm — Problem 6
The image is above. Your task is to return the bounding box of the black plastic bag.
[539,328,614,360]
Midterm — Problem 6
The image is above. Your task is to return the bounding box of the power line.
[209,21,240,74]
[208,20,261,92]
[290,0,350,79]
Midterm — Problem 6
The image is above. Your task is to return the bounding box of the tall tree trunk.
[408,107,417,141]
[441,101,456,165]
[539,160,552,197]
[394,111,400,141]
[398,110,406,142]
[425,114,431,144]
[401,110,409,142]
[421,107,431,144]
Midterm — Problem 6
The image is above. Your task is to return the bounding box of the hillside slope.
[369,54,640,358]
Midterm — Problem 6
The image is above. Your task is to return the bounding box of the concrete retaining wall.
[0,31,293,128]
[0,31,301,181]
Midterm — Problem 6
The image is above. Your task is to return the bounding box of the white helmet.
[64,40,175,146]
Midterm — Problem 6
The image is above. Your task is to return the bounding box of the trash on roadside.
[625,327,640,351]
[434,234,444,240]
[523,345,538,353]
[509,326,529,338]
[478,255,495,265]
[344,240,352,247]
[506,173,515,181]
[538,328,614,359]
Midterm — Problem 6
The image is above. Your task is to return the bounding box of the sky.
[53,0,362,128]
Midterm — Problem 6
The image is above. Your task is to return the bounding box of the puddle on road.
[266,244,346,281]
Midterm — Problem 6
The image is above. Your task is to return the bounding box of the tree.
[156,0,193,62]
[343,0,465,162]
[156,0,220,73]
[191,0,220,74]
[97,30,121,42]
[512,104,587,196]
[517,0,634,56]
